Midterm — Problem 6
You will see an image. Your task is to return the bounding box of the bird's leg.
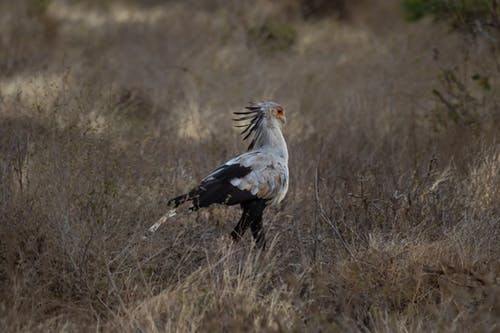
[231,208,251,241]
[250,213,266,249]
[232,200,267,248]
[249,200,267,249]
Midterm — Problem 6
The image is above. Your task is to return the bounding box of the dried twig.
[314,165,356,260]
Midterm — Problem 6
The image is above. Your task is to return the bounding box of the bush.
[403,0,500,138]
[402,0,500,34]
[247,20,297,52]
[299,0,349,20]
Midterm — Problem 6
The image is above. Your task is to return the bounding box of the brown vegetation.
[0,0,499,332]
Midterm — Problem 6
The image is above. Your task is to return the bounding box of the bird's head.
[233,101,287,150]
[262,101,286,125]
[233,101,286,137]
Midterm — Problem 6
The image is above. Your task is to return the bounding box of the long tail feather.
[144,191,195,238]
[168,193,190,207]
[147,209,177,235]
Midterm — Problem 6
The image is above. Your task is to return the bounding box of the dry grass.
[0,0,499,332]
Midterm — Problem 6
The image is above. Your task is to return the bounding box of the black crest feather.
[233,104,264,150]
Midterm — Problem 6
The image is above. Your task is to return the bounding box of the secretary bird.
[148,101,289,248]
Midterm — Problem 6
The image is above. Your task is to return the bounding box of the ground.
[0,0,499,332]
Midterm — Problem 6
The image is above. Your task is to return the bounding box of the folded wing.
[226,151,288,206]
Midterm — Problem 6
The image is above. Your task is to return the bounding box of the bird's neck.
[252,126,288,161]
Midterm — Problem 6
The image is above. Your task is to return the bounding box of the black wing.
[168,163,258,209]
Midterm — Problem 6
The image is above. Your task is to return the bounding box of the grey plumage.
[148,101,289,248]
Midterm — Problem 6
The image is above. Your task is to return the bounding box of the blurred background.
[0,0,499,332]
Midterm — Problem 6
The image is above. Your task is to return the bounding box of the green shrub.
[248,20,297,52]
[404,0,499,135]
[28,0,52,15]
[402,0,499,33]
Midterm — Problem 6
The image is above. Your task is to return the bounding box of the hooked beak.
[277,113,286,124]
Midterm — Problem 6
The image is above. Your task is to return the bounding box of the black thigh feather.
[231,199,267,248]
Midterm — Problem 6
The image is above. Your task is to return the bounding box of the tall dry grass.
[0,0,499,332]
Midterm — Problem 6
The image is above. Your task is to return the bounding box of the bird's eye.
[276,106,284,115]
